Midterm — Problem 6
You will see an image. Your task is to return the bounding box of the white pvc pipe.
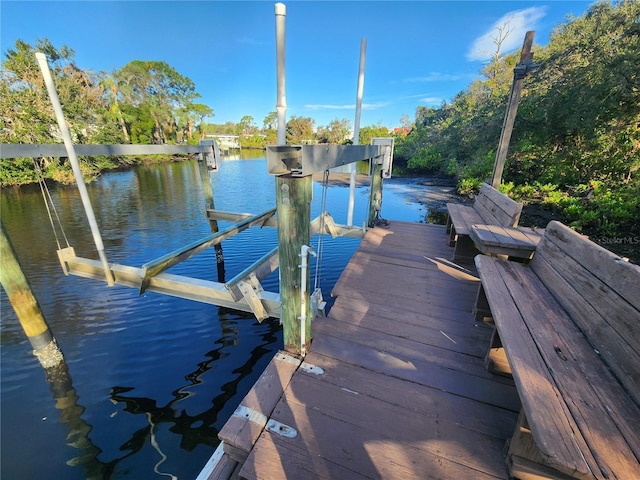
[35,52,114,286]
[347,39,367,226]
[275,3,287,145]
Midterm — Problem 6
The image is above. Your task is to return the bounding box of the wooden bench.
[474,221,640,479]
[446,183,523,263]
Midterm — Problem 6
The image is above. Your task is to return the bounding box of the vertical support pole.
[276,174,312,355]
[368,161,384,228]
[347,38,367,227]
[0,221,64,369]
[275,3,287,145]
[45,361,104,479]
[35,52,114,285]
[196,145,225,283]
[491,31,535,189]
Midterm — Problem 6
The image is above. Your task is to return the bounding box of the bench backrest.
[473,183,522,228]
[531,221,640,406]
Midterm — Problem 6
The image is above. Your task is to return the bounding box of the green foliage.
[407,145,444,173]
[1,38,219,186]
[240,134,266,149]
[358,125,393,146]
[286,116,315,144]
[0,158,39,185]
[394,0,639,238]
[317,118,352,144]
[458,178,482,196]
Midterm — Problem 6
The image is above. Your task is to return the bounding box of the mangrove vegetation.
[1,1,638,242]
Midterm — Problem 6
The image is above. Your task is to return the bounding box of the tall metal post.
[0,221,64,368]
[347,38,367,226]
[275,3,287,145]
[35,52,114,285]
[491,31,536,188]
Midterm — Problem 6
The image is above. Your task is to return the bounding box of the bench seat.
[475,221,640,479]
[446,183,522,263]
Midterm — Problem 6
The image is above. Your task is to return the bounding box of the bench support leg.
[448,226,457,247]
[485,329,512,377]
[506,411,575,480]
[473,284,492,322]
[452,234,479,264]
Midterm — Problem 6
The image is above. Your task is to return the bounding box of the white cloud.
[305,102,389,110]
[420,97,444,106]
[236,37,265,46]
[467,6,547,62]
[404,73,463,83]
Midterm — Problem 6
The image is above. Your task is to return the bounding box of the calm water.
[1,155,434,480]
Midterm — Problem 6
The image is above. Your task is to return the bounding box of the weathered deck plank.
[220,221,518,479]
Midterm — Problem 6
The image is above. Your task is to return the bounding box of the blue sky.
[1,1,593,129]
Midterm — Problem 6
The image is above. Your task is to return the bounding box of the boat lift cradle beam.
[57,247,282,318]
[222,212,364,302]
[139,208,277,294]
[54,210,364,321]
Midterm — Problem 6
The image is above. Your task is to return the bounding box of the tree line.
[1,1,638,241]
[395,0,639,238]
[0,40,391,185]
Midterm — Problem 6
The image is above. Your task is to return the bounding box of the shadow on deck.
[204,221,520,479]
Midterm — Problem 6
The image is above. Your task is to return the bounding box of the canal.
[1,154,445,479]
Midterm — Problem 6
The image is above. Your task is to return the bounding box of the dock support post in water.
[196,143,226,283]
[0,221,64,368]
[276,174,312,355]
[368,159,384,228]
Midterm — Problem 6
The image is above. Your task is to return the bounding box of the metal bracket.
[276,351,303,367]
[238,278,269,322]
[514,57,540,80]
[267,144,380,176]
[198,139,220,171]
[323,213,340,239]
[232,405,268,427]
[56,247,76,276]
[371,138,395,178]
[266,419,298,438]
[300,361,325,375]
[310,288,327,317]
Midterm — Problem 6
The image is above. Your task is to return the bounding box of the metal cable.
[314,170,330,291]
[33,158,70,249]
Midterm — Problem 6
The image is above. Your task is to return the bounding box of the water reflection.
[1,156,434,479]
[39,308,280,480]
[107,312,280,463]
[42,360,111,479]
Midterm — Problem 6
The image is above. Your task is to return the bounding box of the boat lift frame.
[1,140,385,322]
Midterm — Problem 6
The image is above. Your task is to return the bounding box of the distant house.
[393,127,411,136]
[205,134,241,152]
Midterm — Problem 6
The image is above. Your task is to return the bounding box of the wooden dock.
[205,221,521,479]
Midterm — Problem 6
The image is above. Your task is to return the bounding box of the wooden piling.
[491,31,535,188]
[196,154,226,283]
[276,174,312,355]
[368,161,384,228]
[0,221,64,368]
